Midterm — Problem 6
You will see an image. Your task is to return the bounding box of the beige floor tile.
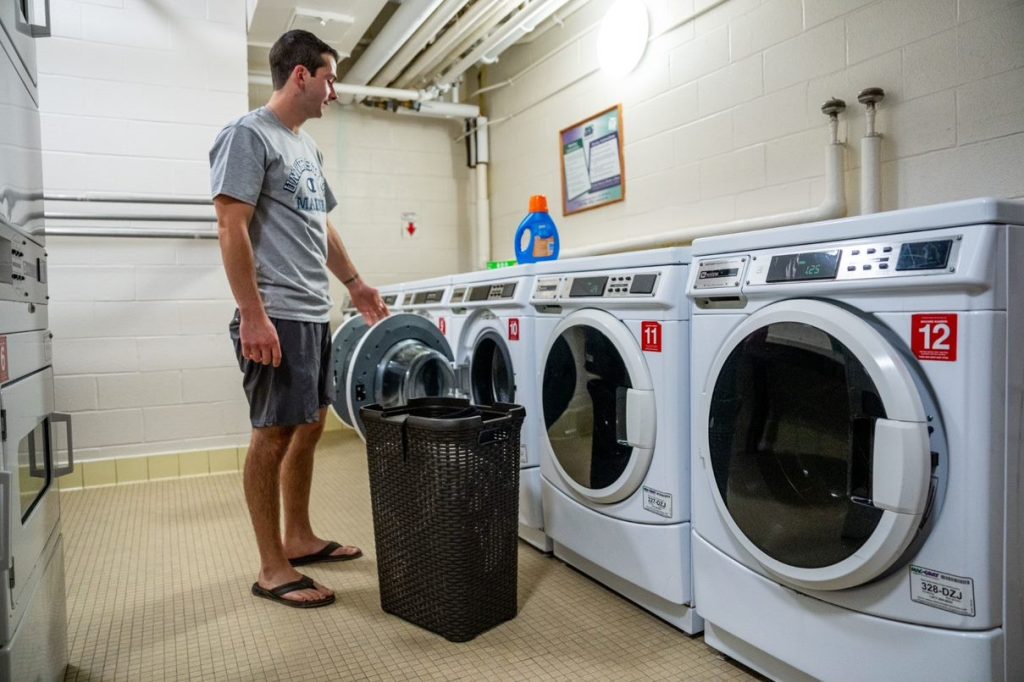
[208,447,238,473]
[178,450,209,476]
[57,465,84,490]
[147,454,179,480]
[80,460,116,487]
[115,457,148,484]
[60,431,764,681]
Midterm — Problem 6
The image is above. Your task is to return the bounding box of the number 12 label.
[912,314,957,362]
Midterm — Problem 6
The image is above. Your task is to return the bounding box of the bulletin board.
[559,104,626,215]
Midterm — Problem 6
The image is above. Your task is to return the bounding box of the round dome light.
[597,0,650,78]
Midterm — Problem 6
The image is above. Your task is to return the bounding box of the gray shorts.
[229,311,332,428]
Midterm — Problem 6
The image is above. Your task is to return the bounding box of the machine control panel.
[409,289,446,305]
[467,282,517,302]
[533,277,560,300]
[450,287,466,303]
[381,293,399,306]
[0,223,47,304]
[695,236,961,291]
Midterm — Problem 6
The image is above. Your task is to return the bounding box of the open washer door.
[464,323,516,406]
[329,314,370,428]
[344,313,456,440]
[699,299,935,591]
[542,309,656,504]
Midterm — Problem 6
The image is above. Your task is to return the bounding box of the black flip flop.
[251,574,335,609]
[288,541,363,567]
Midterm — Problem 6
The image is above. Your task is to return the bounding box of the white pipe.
[248,73,435,102]
[560,142,847,258]
[341,0,446,87]
[393,100,480,119]
[861,134,882,215]
[475,116,491,268]
[434,0,572,90]
[370,0,472,89]
[395,0,516,89]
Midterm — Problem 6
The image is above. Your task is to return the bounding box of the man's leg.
[280,408,361,560]
[245,424,333,602]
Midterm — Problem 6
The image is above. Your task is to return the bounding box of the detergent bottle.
[514,195,560,264]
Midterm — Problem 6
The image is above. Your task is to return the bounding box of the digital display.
[630,274,657,294]
[468,285,492,301]
[699,268,738,280]
[766,250,841,283]
[501,282,517,298]
[896,240,953,271]
[569,276,608,297]
[382,294,397,305]
[412,289,444,304]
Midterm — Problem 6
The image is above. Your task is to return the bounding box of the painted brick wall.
[36,1,472,461]
[484,0,1024,258]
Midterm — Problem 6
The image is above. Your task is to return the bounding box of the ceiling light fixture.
[597,0,649,78]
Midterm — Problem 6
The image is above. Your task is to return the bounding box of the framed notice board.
[559,104,625,215]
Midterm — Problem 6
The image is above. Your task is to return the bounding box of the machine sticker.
[0,336,7,383]
[911,314,957,362]
[520,444,528,465]
[508,318,520,341]
[641,321,662,352]
[438,317,447,335]
[909,565,976,617]
[642,486,672,518]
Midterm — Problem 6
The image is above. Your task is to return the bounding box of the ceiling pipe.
[341,0,446,90]
[560,101,849,258]
[248,73,433,102]
[410,1,518,87]
[394,0,516,89]
[428,0,573,91]
[370,0,473,90]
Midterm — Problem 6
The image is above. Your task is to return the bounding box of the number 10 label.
[912,314,957,362]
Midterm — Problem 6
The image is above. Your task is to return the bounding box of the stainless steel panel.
[0,31,44,240]
[0,0,39,91]
[0,367,60,637]
[0,530,67,682]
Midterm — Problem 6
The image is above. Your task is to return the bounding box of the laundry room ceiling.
[246,0,581,96]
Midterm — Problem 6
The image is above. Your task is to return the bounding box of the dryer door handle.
[618,388,656,450]
[871,418,930,514]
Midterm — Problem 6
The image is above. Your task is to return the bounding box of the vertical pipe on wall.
[858,87,885,215]
[475,116,491,268]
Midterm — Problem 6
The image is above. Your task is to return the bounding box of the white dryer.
[532,248,701,633]
[330,276,455,439]
[448,265,551,552]
[686,199,1024,682]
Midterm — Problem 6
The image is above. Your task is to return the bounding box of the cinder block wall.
[38,1,471,474]
[485,0,1024,257]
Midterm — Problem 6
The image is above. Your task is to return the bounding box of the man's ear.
[291,64,309,87]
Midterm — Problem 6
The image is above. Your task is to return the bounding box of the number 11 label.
[912,313,957,362]
[641,321,662,352]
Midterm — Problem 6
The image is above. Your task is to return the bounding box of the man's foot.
[253,568,334,607]
[286,540,363,567]
[252,574,335,609]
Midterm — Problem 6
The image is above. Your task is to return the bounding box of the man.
[210,30,389,608]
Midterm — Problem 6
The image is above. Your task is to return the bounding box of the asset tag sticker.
[642,486,672,519]
[0,336,7,383]
[909,565,976,617]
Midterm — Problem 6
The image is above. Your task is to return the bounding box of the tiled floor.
[61,430,762,681]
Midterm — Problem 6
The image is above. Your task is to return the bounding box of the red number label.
[641,321,662,352]
[508,318,520,341]
[912,314,957,361]
[438,317,447,335]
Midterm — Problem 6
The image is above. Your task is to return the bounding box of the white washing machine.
[330,276,455,439]
[532,248,701,633]
[448,265,552,552]
[686,198,1024,681]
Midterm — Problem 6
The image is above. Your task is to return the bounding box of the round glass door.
[710,320,885,568]
[470,331,515,405]
[701,299,933,590]
[542,309,655,503]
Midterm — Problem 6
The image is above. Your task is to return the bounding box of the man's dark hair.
[269,30,339,90]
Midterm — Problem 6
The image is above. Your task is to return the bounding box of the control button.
[851,249,860,255]
[847,265,856,271]
[867,248,876,254]
[883,246,893,253]
[863,264,872,271]
[879,263,889,270]
[881,257,890,262]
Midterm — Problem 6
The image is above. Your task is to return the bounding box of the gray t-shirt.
[210,106,338,322]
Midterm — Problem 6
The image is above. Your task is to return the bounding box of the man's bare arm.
[215,195,281,366]
[326,218,388,325]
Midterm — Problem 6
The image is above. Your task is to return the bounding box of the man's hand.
[349,280,389,326]
[240,312,282,367]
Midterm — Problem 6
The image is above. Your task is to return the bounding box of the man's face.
[305,54,338,117]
